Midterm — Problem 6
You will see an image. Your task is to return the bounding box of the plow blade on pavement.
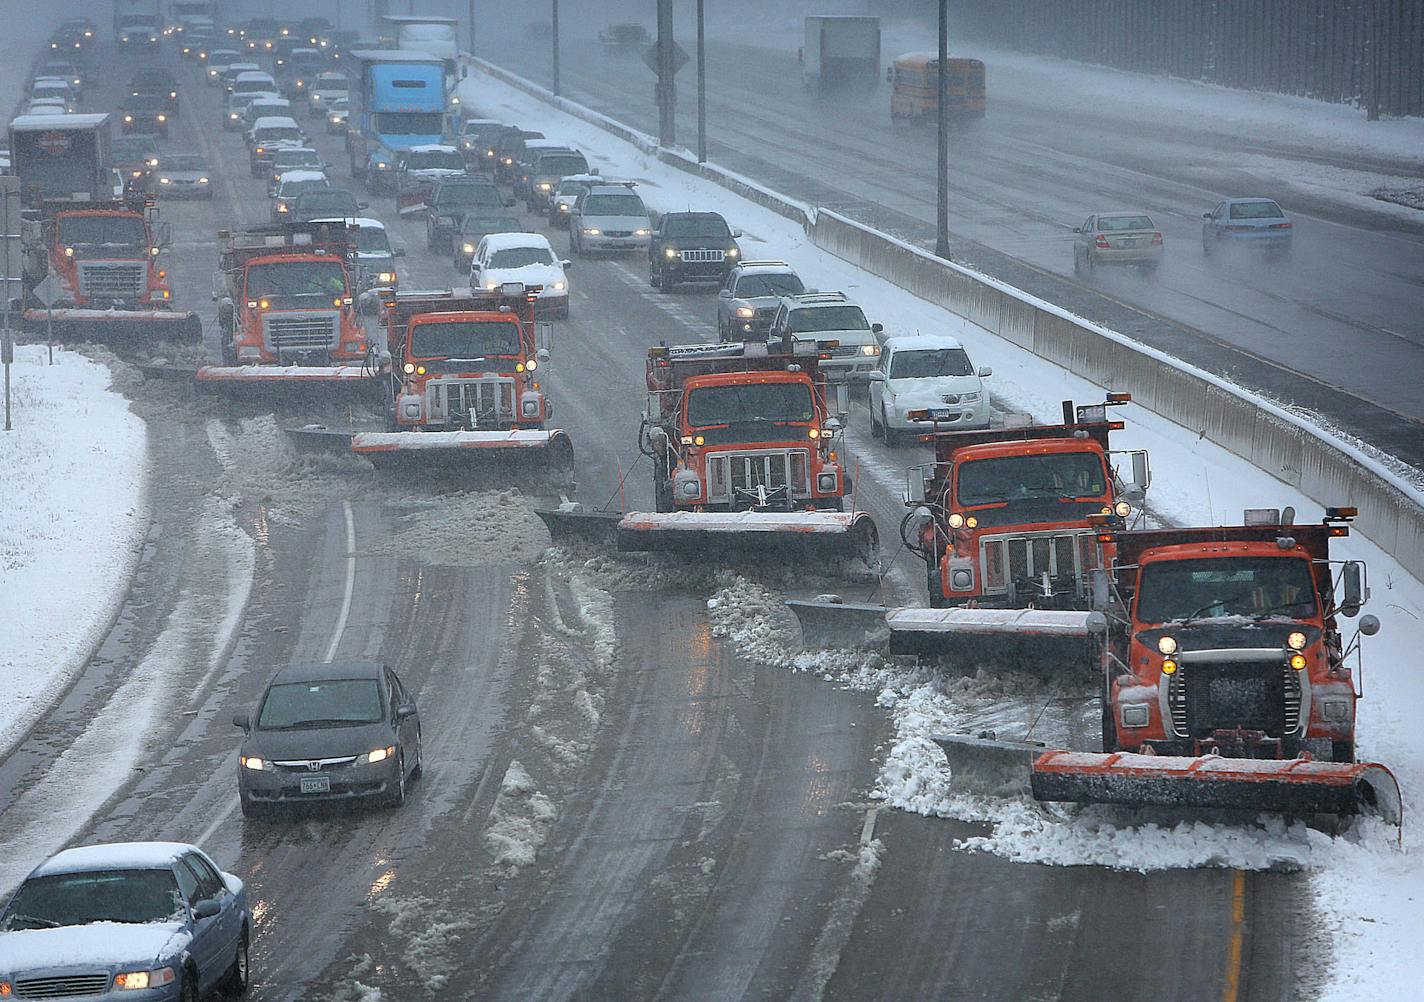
[787,602,1103,662]
[351,429,575,484]
[1031,751,1403,824]
[195,365,385,400]
[616,510,879,563]
[24,307,202,341]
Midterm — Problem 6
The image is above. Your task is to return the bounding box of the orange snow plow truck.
[199,221,381,391]
[10,113,199,340]
[349,284,573,482]
[538,338,878,562]
[1028,506,1400,822]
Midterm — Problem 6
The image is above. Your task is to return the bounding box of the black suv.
[648,212,742,292]
[425,178,511,251]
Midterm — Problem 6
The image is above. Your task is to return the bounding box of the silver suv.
[716,260,805,341]
[569,183,652,255]
[766,292,883,382]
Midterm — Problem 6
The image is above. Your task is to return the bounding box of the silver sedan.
[1072,212,1163,276]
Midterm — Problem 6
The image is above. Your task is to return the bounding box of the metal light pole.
[551,0,560,96]
[1,179,17,432]
[696,0,706,163]
[467,0,475,55]
[656,0,675,146]
[935,0,951,260]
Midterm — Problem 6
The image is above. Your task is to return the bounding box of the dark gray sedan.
[234,660,421,815]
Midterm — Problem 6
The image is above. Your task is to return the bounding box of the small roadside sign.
[32,274,61,309]
[642,40,689,76]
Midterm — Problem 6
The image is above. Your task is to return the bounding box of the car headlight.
[735,306,754,318]
[377,272,395,283]
[276,203,288,212]
[159,177,171,184]
[462,242,475,253]
[157,114,167,122]
[240,755,265,771]
[552,281,565,291]
[124,114,134,122]
[860,344,879,356]
[362,745,395,765]
[634,228,650,236]
[726,247,739,258]
[537,182,551,190]
[230,112,239,119]
[962,391,981,402]
[198,177,209,183]
[582,228,601,236]
[114,967,176,991]
[664,247,677,258]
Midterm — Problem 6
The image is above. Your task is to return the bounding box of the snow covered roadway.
[1,17,1423,1002]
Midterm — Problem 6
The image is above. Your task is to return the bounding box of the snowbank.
[0,346,150,757]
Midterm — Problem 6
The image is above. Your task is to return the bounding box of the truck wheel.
[649,262,661,289]
[881,406,900,447]
[870,404,883,438]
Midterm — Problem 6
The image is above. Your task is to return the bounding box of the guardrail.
[465,57,1424,583]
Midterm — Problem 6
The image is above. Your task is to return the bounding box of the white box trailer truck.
[801,15,880,93]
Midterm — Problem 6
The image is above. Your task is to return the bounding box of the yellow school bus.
[888,52,986,121]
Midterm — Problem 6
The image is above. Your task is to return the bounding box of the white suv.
[766,292,882,382]
[869,335,992,445]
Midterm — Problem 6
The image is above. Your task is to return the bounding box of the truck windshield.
[375,112,443,136]
[686,382,815,442]
[889,348,972,378]
[246,260,347,304]
[1135,556,1319,624]
[955,452,1107,506]
[409,320,522,360]
[58,216,147,257]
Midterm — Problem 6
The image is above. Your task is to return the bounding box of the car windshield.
[1135,557,1319,624]
[257,679,383,728]
[664,216,729,239]
[1229,201,1284,219]
[788,305,869,334]
[374,111,442,136]
[281,179,328,197]
[3,870,185,930]
[246,260,347,304]
[734,273,804,298]
[407,150,464,170]
[889,348,972,378]
[258,127,303,144]
[489,246,554,269]
[410,320,522,359]
[161,155,206,171]
[437,184,501,207]
[353,228,390,254]
[956,452,1107,506]
[536,155,586,177]
[686,382,815,436]
[1098,215,1153,232]
[58,216,146,255]
[557,180,591,196]
[583,193,645,216]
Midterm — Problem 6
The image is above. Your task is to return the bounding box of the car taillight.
[1270,222,1292,229]
[1094,235,1110,248]
[1151,231,1163,245]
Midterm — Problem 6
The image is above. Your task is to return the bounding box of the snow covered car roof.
[234,71,276,83]
[30,841,195,877]
[252,116,301,130]
[407,143,458,154]
[309,216,386,231]
[276,169,328,185]
[481,231,555,253]
[882,333,967,352]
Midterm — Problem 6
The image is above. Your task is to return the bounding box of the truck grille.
[264,312,339,353]
[706,450,810,506]
[679,248,725,263]
[15,974,112,998]
[979,530,1095,598]
[428,377,515,425]
[77,262,145,302]
[1168,659,1300,739]
[822,344,863,358]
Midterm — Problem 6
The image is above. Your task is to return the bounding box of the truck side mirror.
[217,298,235,329]
[1358,614,1381,637]
[1131,451,1151,492]
[358,290,381,316]
[535,321,553,353]
[904,471,926,506]
[1340,561,1367,618]
[158,221,173,248]
[833,382,850,422]
[536,347,551,363]
[211,271,226,301]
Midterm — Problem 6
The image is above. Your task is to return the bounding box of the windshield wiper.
[1248,599,1315,620]
[8,913,61,929]
[1180,588,1257,625]
[268,717,369,729]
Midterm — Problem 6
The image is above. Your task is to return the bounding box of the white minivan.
[470,233,572,319]
[869,335,992,445]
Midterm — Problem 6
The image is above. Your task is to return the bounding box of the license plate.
[1122,238,1141,247]
[299,776,330,794]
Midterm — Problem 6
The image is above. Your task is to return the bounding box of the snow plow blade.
[534,505,622,546]
[1031,751,1402,824]
[886,608,1105,661]
[351,429,575,484]
[396,189,429,217]
[195,365,385,399]
[932,734,1046,798]
[615,510,879,563]
[787,598,889,649]
[24,307,201,341]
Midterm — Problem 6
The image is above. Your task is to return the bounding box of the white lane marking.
[324,499,358,664]
[197,796,238,849]
[860,806,880,847]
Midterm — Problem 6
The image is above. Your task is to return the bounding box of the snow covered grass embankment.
[0,346,150,757]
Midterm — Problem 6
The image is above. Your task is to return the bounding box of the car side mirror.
[731,229,742,238]
[193,899,222,920]
[393,248,406,257]
[357,202,368,210]
[867,370,885,382]
[561,259,572,269]
[871,322,884,334]
[1071,226,1081,233]
[1202,212,1213,219]
[978,366,992,377]
[395,703,417,720]
[231,712,249,729]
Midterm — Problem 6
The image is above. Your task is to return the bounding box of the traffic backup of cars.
[1,10,1403,998]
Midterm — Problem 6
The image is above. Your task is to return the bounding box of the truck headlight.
[537,182,551,190]
[521,398,539,416]
[1287,631,1307,650]
[817,472,838,493]
[735,306,754,318]
[860,344,879,356]
[1157,635,1177,655]
[1114,500,1132,518]
[377,272,395,284]
[404,403,420,418]
[664,247,678,258]
[947,512,964,529]
[1120,704,1150,728]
